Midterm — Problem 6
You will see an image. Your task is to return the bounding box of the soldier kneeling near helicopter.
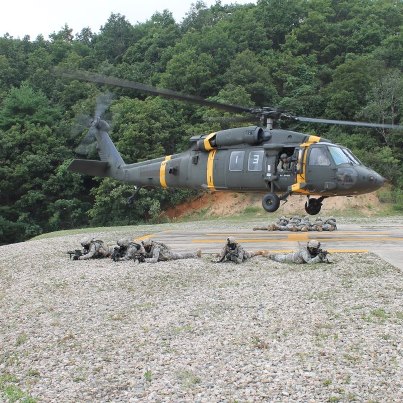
[267,240,330,264]
[112,238,146,262]
[142,239,201,263]
[214,236,267,264]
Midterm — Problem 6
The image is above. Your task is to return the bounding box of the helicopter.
[62,70,401,215]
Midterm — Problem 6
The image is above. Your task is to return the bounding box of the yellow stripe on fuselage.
[292,135,321,194]
[204,132,216,151]
[160,155,172,188]
[207,150,217,190]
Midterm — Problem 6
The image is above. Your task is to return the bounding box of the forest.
[0,0,402,245]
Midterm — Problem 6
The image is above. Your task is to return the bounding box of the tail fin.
[69,118,125,179]
[92,118,125,167]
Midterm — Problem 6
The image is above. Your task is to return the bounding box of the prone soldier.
[215,236,267,264]
[322,217,337,231]
[112,238,146,262]
[312,217,324,231]
[75,237,111,260]
[286,216,302,232]
[253,216,289,231]
[142,239,201,263]
[268,240,330,264]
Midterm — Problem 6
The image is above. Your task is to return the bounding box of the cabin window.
[309,147,331,166]
[229,151,245,171]
[248,150,264,171]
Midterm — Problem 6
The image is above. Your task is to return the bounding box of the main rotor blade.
[295,116,403,130]
[204,115,257,124]
[58,69,252,114]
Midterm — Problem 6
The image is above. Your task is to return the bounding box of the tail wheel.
[262,193,280,212]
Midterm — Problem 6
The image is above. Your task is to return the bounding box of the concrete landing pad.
[140,223,403,271]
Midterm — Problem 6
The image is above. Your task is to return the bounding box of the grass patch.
[177,370,201,388]
[242,206,262,215]
[0,373,37,403]
[144,370,152,382]
[251,335,269,349]
[15,332,28,346]
[362,308,391,323]
[172,325,193,334]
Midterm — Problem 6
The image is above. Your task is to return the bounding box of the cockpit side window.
[308,147,331,166]
[328,146,350,165]
[342,148,361,165]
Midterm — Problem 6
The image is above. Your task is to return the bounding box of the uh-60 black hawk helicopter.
[62,71,401,215]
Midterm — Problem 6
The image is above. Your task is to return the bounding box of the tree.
[94,13,135,63]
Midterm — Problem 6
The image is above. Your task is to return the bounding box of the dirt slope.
[166,191,382,219]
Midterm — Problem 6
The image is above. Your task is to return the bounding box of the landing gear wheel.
[262,193,280,212]
[305,197,323,215]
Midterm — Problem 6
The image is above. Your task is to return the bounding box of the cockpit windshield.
[342,148,361,165]
[328,146,351,165]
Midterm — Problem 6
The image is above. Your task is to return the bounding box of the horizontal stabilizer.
[68,159,109,177]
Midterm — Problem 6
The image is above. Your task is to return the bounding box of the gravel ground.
[1,220,402,402]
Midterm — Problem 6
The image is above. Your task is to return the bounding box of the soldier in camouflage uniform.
[253,216,289,231]
[113,238,146,262]
[296,215,311,232]
[142,239,201,263]
[322,217,337,231]
[216,236,267,264]
[271,216,290,231]
[78,237,111,260]
[268,240,329,264]
[311,216,324,231]
[286,216,302,232]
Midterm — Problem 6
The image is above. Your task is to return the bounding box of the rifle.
[112,245,145,262]
[111,246,124,262]
[67,250,83,260]
[132,252,146,263]
[317,248,331,263]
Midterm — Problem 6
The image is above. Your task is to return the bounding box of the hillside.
[166,191,384,220]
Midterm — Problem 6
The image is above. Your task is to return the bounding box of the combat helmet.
[307,239,320,249]
[227,236,236,244]
[80,236,93,247]
[117,238,130,247]
[142,238,153,247]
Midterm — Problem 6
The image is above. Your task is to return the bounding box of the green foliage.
[0,0,402,245]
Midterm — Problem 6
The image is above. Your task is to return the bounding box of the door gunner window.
[229,151,245,171]
[309,147,330,166]
[248,150,264,171]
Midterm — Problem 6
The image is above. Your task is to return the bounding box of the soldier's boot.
[291,226,298,232]
[328,225,336,231]
[196,249,202,258]
[317,225,323,232]
[253,250,269,257]
[300,226,308,232]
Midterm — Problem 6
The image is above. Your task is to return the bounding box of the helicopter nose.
[368,171,385,190]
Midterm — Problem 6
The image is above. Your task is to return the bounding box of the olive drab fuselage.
[68,120,385,214]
